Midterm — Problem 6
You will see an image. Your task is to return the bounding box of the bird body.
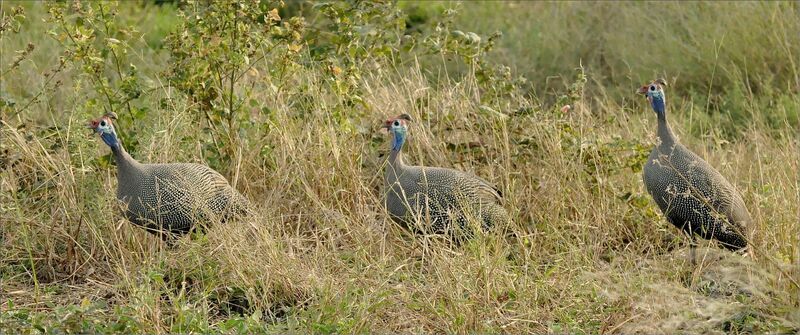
[639,80,750,251]
[90,114,250,238]
[382,114,509,236]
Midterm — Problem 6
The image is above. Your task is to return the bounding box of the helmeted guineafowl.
[638,79,751,256]
[88,113,251,239]
[382,114,509,239]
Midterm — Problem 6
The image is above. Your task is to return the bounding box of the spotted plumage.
[382,114,509,238]
[639,79,750,251]
[89,113,250,238]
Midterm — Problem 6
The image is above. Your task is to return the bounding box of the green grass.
[446,2,800,93]
[2,1,799,333]
[407,1,800,135]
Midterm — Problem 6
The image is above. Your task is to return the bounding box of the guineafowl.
[382,114,509,239]
[638,79,751,258]
[88,113,251,239]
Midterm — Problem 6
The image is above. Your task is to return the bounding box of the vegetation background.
[1,0,798,333]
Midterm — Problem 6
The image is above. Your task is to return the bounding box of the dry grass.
[2,1,799,334]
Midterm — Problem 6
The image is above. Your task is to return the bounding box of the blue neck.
[650,94,676,145]
[651,95,666,120]
[391,131,406,151]
[101,131,121,152]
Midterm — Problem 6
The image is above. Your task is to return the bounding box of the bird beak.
[380,119,392,130]
[637,85,649,95]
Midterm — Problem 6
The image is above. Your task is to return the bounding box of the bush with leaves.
[164,0,304,170]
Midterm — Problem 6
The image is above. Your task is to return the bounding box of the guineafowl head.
[88,112,120,150]
[382,114,412,151]
[638,78,667,115]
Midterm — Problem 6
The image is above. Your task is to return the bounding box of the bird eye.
[100,120,106,127]
[393,120,400,127]
[649,85,656,91]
